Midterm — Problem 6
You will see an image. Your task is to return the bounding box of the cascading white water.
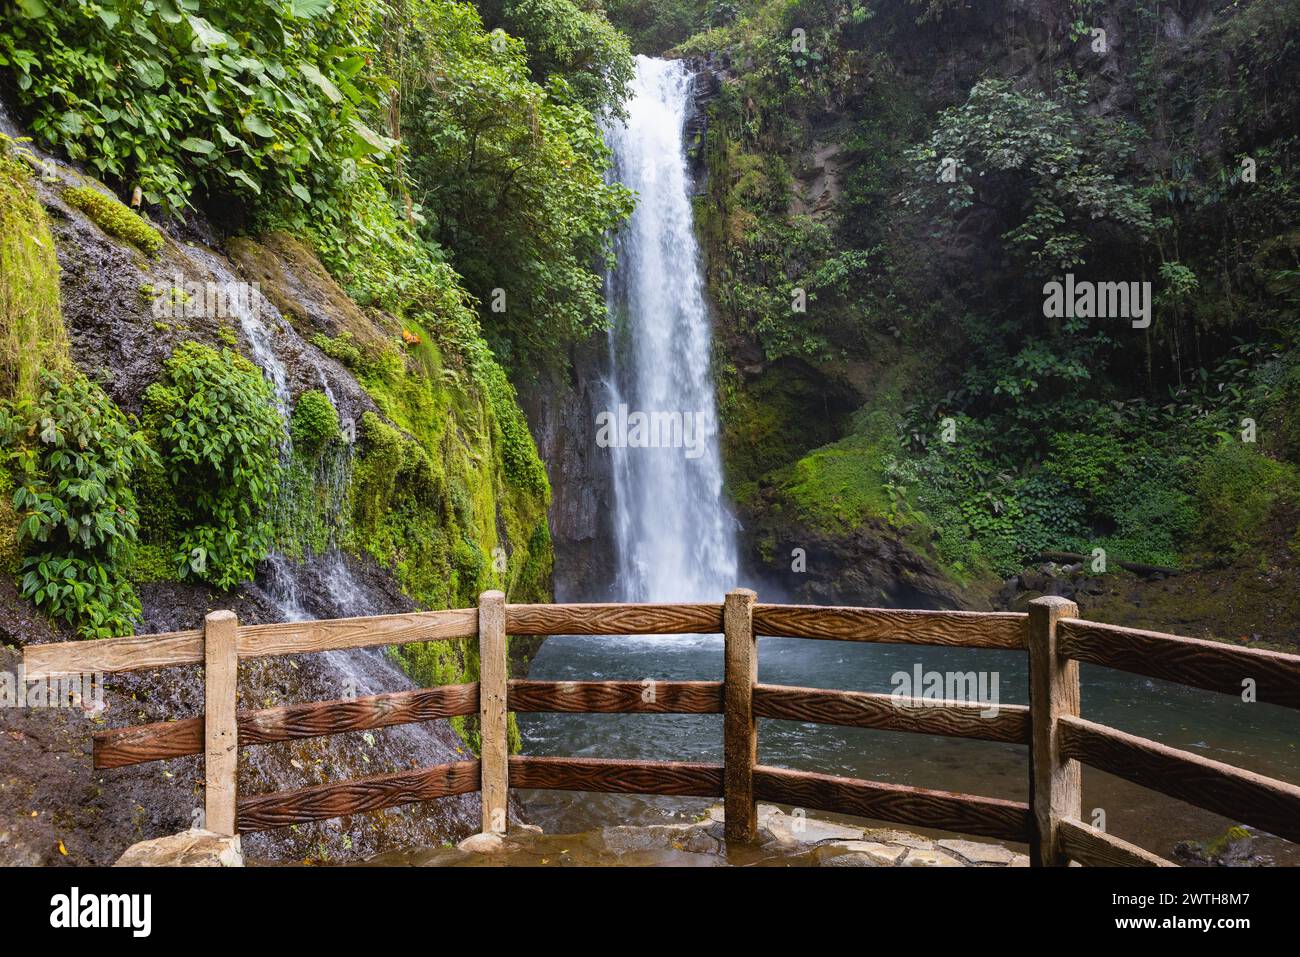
[604,56,737,602]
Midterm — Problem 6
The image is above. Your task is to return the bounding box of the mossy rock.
[62,185,163,255]
[0,140,69,405]
[290,389,341,453]
[1192,442,1298,561]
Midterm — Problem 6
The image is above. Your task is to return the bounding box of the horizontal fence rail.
[23,592,1300,866]
[752,684,1030,744]
[753,604,1028,649]
[1058,618,1300,709]
[92,683,482,769]
[753,765,1032,843]
[23,608,479,679]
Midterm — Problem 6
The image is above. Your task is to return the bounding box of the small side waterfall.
[603,56,738,602]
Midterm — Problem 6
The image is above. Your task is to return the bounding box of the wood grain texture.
[93,683,481,769]
[753,765,1031,842]
[478,591,508,834]
[23,628,204,678]
[507,680,723,714]
[203,611,239,836]
[1057,817,1176,867]
[724,588,758,841]
[237,607,477,659]
[1058,715,1300,845]
[1058,618,1300,710]
[23,608,478,678]
[1028,596,1081,866]
[753,684,1030,743]
[237,760,481,832]
[753,604,1027,649]
[505,603,724,635]
[508,756,724,797]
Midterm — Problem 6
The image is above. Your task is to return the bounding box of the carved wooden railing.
[22,591,1300,866]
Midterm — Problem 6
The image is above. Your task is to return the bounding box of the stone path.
[116,805,1030,867]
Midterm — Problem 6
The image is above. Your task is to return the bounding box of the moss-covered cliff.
[663,0,1300,625]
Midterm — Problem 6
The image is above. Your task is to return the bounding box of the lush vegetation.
[5,0,1298,649]
[1,373,153,637]
[144,342,284,588]
[663,0,1300,586]
[0,0,616,662]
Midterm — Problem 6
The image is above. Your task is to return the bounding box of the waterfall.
[603,56,738,603]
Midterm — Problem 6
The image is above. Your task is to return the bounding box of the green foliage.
[290,389,340,453]
[480,0,635,115]
[603,0,712,53]
[0,0,394,214]
[145,342,282,588]
[1,372,152,637]
[393,0,633,365]
[485,363,549,497]
[1192,442,1296,561]
[904,76,1152,276]
[61,185,163,254]
[0,136,69,407]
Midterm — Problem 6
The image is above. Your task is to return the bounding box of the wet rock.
[937,838,1018,865]
[457,833,507,855]
[364,804,1027,867]
[900,848,963,867]
[519,343,619,604]
[821,841,906,866]
[1173,826,1270,867]
[115,830,243,867]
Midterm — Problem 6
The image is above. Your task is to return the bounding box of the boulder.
[115,830,242,867]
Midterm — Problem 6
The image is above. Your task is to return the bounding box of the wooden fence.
[23,591,1300,866]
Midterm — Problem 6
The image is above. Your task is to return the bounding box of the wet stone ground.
[355,805,1029,868]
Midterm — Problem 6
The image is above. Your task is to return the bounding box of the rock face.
[115,830,243,867]
[520,342,619,603]
[0,107,525,866]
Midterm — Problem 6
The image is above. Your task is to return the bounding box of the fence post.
[478,590,508,835]
[723,588,758,841]
[1028,595,1080,866]
[203,610,239,836]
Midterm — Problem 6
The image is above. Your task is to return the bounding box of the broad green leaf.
[243,114,274,138]
[186,15,230,50]
[290,0,332,18]
[300,63,342,104]
[179,137,215,154]
[348,118,397,156]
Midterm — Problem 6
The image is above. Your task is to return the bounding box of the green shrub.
[61,186,163,254]
[1,372,153,637]
[1,0,393,215]
[1193,442,1296,561]
[290,389,340,454]
[145,342,282,588]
